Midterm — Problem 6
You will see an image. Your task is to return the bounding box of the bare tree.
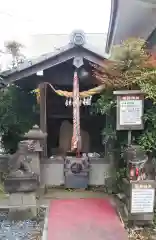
[4,40,25,68]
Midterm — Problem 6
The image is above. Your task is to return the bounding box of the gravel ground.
[128,226,156,240]
[0,208,45,240]
[114,195,156,240]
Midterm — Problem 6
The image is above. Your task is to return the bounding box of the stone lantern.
[24,125,47,177]
[124,144,148,180]
[24,125,47,140]
[122,144,156,223]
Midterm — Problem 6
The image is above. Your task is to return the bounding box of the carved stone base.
[4,175,38,193]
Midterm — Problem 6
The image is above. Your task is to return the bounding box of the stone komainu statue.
[4,140,39,193]
[8,140,36,177]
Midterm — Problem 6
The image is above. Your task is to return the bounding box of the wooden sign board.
[113,90,144,130]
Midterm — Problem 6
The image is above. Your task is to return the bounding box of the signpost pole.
[128,130,132,146]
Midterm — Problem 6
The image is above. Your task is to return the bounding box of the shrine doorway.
[46,88,106,158]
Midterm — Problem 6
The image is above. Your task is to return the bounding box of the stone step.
[44,188,108,199]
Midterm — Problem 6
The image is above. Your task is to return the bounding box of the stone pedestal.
[4,174,38,220]
[8,192,37,220]
[9,192,36,206]
[4,174,39,193]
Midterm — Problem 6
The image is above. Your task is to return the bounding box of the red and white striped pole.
[71,71,81,157]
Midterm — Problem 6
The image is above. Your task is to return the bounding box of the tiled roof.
[106,0,156,53]
[1,32,107,78]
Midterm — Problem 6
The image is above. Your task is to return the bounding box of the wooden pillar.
[39,83,47,157]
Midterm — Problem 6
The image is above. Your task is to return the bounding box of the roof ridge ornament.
[70,30,86,46]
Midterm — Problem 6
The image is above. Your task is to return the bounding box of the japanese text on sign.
[119,95,142,126]
[131,188,155,213]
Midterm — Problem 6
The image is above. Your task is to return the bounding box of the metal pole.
[128,130,132,146]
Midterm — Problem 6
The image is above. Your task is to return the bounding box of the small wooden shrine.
[1,30,109,159]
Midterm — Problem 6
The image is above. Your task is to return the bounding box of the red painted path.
[48,198,128,240]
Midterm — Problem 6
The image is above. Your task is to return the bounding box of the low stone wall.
[89,158,112,186]
[40,158,64,186]
[40,156,113,187]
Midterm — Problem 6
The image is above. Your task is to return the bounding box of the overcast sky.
[0,0,111,47]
